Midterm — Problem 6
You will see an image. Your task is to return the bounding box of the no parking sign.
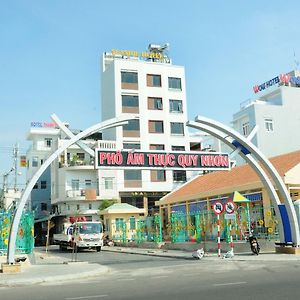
[225,200,235,214]
[213,201,224,215]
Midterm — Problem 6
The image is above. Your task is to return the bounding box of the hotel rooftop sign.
[95,150,230,171]
[111,49,163,60]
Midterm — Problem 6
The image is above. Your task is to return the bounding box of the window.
[33,183,38,189]
[123,143,141,150]
[123,119,140,137]
[88,203,92,210]
[72,179,80,191]
[169,99,183,113]
[151,170,166,182]
[77,204,80,211]
[148,97,163,110]
[264,118,274,132]
[32,156,38,167]
[41,181,47,189]
[122,95,139,113]
[121,71,138,90]
[116,218,124,231]
[129,217,136,230]
[171,122,184,135]
[149,120,164,133]
[173,170,187,182]
[85,179,92,187]
[242,122,250,136]
[168,77,182,90]
[124,170,142,180]
[77,153,85,161]
[104,178,113,190]
[147,74,161,87]
[41,203,47,211]
[149,144,165,150]
[45,138,52,147]
[172,145,185,151]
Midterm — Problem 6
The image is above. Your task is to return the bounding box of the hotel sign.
[253,73,300,94]
[95,150,230,171]
[111,49,163,59]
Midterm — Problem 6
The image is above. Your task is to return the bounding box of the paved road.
[1,249,300,299]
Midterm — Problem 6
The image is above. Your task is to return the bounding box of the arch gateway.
[6,114,300,265]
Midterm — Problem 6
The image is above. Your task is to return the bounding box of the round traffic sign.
[213,201,224,215]
[225,200,235,214]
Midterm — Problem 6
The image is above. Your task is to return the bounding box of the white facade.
[232,70,300,164]
[101,48,201,211]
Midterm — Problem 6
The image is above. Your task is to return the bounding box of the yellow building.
[100,203,145,241]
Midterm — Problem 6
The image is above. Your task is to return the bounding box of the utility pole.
[13,143,19,191]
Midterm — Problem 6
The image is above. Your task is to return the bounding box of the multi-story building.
[101,44,201,213]
[26,44,202,237]
[231,70,300,164]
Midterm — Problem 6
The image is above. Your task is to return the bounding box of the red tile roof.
[158,150,300,204]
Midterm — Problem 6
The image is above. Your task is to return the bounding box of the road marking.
[151,275,169,279]
[65,295,108,300]
[116,278,135,282]
[213,281,247,287]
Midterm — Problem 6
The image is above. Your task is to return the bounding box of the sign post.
[225,200,236,254]
[213,202,224,257]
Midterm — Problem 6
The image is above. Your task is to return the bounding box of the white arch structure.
[187,116,300,246]
[7,114,137,264]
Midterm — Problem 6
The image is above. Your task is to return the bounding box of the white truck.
[53,221,103,252]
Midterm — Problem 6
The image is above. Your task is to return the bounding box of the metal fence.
[109,206,279,245]
[168,206,279,243]
[0,210,34,255]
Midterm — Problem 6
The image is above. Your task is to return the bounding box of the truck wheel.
[96,246,101,252]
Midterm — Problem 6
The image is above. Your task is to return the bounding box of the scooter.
[249,235,260,255]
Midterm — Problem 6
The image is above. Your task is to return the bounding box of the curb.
[0,264,110,287]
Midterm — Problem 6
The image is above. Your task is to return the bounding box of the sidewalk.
[1,245,300,287]
[102,245,300,261]
[0,249,110,287]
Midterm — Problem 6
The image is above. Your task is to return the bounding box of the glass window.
[173,170,187,182]
[149,120,164,133]
[45,138,52,147]
[41,203,47,211]
[122,95,139,107]
[77,204,80,210]
[104,177,113,190]
[121,71,138,84]
[149,144,165,150]
[168,77,182,90]
[148,97,163,110]
[151,170,166,182]
[88,203,92,209]
[32,156,38,167]
[171,122,184,135]
[77,153,85,161]
[116,218,124,231]
[123,119,140,131]
[169,99,183,112]
[172,145,185,151]
[129,217,136,230]
[124,170,142,180]
[85,179,92,187]
[123,143,141,150]
[242,122,250,136]
[72,179,80,191]
[264,118,274,132]
[41,181,47,189]
[147,74,161,87]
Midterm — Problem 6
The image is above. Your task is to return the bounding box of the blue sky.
[1,0,300,188]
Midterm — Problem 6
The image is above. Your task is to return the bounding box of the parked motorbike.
[103,235,114,247]
[249,235,260,255]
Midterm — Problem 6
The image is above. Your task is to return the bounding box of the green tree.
[99,199,118,211]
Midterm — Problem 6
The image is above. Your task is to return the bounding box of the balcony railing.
[66,188,99,200]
